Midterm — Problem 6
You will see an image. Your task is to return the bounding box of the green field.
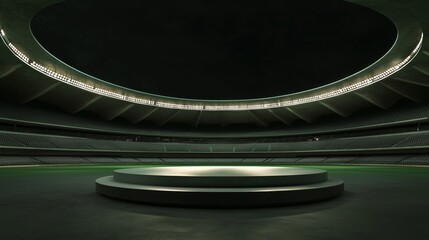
[1,164,429,240]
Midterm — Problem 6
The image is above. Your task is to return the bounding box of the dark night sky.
[30,0,397,100]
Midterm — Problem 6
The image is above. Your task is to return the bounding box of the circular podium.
[96,166,344,208]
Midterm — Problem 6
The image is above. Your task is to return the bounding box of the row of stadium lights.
[0,27,423,111]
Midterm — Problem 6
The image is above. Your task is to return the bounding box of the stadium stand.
[33,156,90,164]
[400,155,429,165]
[0,19,428,166]
[2,123,429,165]
[1,96,428,139]
[0,156,40,165]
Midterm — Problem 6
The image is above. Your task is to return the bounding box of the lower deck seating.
[1,130,429,153]
[2,156,427,165]
[400,155,429,165]
[34,156,90,164]
[1,130,429,165]
[0,156,40,165]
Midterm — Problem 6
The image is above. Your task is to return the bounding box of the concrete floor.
[1,164,429,240]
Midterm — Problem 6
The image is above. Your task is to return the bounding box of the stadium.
[1,0,429,239]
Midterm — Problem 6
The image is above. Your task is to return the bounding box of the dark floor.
[1,164,429,240]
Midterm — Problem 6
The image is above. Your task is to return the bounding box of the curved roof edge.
[0,0,423,111]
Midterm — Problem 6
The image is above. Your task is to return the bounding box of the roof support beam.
[286,107,314,123]
[0,64,22,80]
[103,103,134,120]
[70,95,102,113]
[392,76,429,87]
[158,110,180,126]
[319,101,350,117]
[193,111,202,128]
[21,82,61,103]
[268,109,292,125]
[131,108,158,124]
[413,65,429,77]
[381,81,429,102]
[353,91,394,109]
[248,111,268,127]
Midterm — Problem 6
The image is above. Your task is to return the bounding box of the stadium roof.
[30,0,398,101]
[0,0,428,127]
